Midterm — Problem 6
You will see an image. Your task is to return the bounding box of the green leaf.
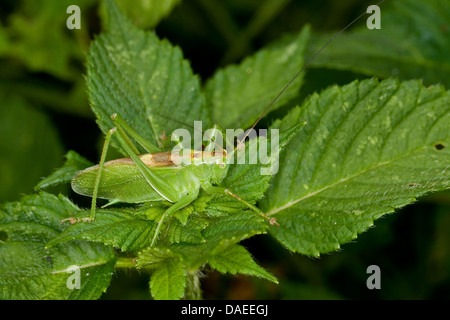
[166,216,208,244]
[261,78,450,256]
[2,0,95,80]
[208,244,278,283]
[46,209,157,252]
[169,211,268,269]
[205,26,310,129]
[222,122,306,203]
[149,258,186,300]
[0,93,64,202]
[0,192,115,300]
[307,0,450,87]
[87,0,208,153]
[112,0,182,29]
[136,247,177,270]
[36,151,93,190]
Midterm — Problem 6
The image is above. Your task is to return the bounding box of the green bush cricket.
[65,2,384,247]
[67,113,283,247]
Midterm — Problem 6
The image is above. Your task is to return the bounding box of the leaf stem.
[184,271,203,300]
[115,257,137,269]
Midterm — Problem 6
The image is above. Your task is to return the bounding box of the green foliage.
[36,151,93,190]
[205,27,310,129]
[0,93,64,202]
[307,0,450,87]
[0,193,115,299]
[1,0,450,300]
[112,0,182,29]
[87,0,208,153]
[208,244,278,283]
[261,79,450,256]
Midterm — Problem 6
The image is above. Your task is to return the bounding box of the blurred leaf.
[0,93,64,202]
[87,0,209,153]
[307,0,450,87]
[111,0,182,29]
[0,192,115,299]
[261,78,450,256]
[205,26,310,129]
[169,211,268,270]
[3,0,95,80]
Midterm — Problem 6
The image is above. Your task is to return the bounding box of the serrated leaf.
[261,78,450,256]
[166,216,208,244]
[87,0,208,153]
[205,26,310,129]
[36,151,93,190]
[308,0,450,87]
[46,209,157,252]
[0,192,115,300]
[221,122,305,203]
[149,258,186,300]
[169,211,268,269]
[2,0,96,80]
[208,244,278,283]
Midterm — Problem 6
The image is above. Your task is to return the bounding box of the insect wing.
[72,156,181,203]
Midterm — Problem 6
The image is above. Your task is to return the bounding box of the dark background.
[0,0,448,299]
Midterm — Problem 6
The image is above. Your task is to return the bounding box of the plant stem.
[114,257,137,269]
[184,271,203,300]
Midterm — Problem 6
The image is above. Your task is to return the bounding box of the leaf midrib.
[266,144,434,216]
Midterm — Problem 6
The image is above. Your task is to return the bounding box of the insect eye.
[219,162,225,168]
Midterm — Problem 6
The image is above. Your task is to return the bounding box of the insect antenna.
[234,0,386,153]
[152,112,227,154]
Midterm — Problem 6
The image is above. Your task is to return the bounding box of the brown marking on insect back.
[147,152,176,167]
[103,152,176,168]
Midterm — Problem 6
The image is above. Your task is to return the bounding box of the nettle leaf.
[36,151,93,190]
[223,122,306,201]
[3,0,96,80]
[149,257,186,300]
[204,123,305,217]
[166,216,208,244]
[47,209,158,252]
[208,244,278,283]
[87,0,208,153]
[205,26,310,129]
[307,0,450,87]
[167,211,268,270]
[0,192,115,300]
[261,78,450,256]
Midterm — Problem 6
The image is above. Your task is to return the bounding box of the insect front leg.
[202,184,279,226]
[150,190,199,247]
